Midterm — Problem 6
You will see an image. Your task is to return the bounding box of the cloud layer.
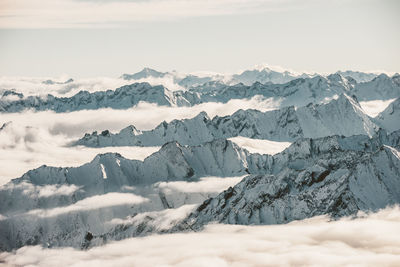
[2,206,400,266]
[27,192,148,218]
[0,96,280,185]
[359,99,397,118]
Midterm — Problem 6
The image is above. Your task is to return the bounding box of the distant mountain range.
[1,72,399,113]
[75,94,385,147]
[121,66,383,86]
[1,65,399,253]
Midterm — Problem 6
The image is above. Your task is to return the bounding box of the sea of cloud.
[0,75,399,266]
[0,74,194,98]
[0,96,281,185]
[26,192,149,218]
[1,206,399,267]
[1,88,394,186]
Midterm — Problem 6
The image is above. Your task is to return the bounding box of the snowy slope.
[353,74,400,101]
[191,73,355,108]
[375,98,400,132]
[0,139,270,214]
[0,82,194,112]
[121,66,380,87]
[230,66,315,85]
[2,72,399,113]
[336,70,378,83]
[76,94,380,147]
[176,135,400,230]
[78,133,400,246]
[1,132,399,250]
[121,68,167,80]
[0,139,263,250]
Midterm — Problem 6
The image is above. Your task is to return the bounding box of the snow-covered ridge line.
[121,66,390,86]
[75,94,381,147]
[375,98,400,132]
[171,132,400,232]
[1,131,399,250]
[1,72,399,113]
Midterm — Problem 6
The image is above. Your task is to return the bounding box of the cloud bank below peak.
[2,206,400,266]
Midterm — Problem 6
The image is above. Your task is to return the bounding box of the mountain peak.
[121,68,166,80]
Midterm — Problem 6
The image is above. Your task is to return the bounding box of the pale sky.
[0,0,399,77]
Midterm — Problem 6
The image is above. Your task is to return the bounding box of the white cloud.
[37,184,81,198]
[0,0,299,29]
[0,76,127,97]
[228,136,291,155]
[157,176,244,194]
[0,121,160,185]
[0,75,188,97]
[26,192,149,218]
[359,98,397,118]
[2,206,400,266]
[0,96,280,185]
[3,181,82,198]
[109,204,197,231]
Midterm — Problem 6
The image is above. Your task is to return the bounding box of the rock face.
[175,134,400,230]
[2,132,399,250]
[76,94,380,147]
[1,72,398,113]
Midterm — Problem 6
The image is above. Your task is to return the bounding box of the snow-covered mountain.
[1,72,398,113]
[352,74,400,100]
[336,70,378,83]
[193,73,357,107]
[0,139,272,250]
[2,131,398,250]
[121,66,380,87]
[120,66,314,88]
[174,132,400,230]
[42,78,74,85]
[76,94,379,147]
[121,68,220,88]
[230,66,315,85]
[121,68,166,80]
[0,82,194,112]
[1,65,400,255]
[375,97,400,132]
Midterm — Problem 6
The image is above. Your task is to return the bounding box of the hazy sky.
[0,0,399,77]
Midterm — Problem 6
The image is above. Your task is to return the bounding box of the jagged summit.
[353,73,400,100]
[121,68,166,80]
[42,78,74,85]
[1,132,399,250]
[336,70,378,83]
[1,70,399,113]
[175,136,400,230]
[0,82,195,113]
[76,93,380,147]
